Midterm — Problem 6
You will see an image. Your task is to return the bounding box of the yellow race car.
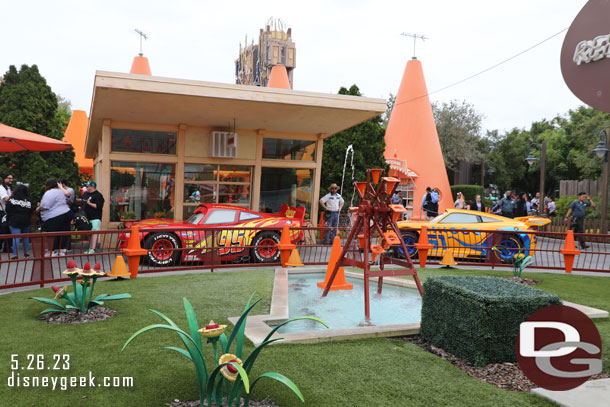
[395,209,551,262]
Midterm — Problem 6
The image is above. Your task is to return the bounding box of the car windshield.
[187,213,205,225]
[428,214,444,223]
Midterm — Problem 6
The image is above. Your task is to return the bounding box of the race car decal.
[187,219,283,257]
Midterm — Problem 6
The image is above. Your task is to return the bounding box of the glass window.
[185,184,216,203]
[239,211,260,221]
[262,138,316,161]
[481,216,500,223]
[111,129,176,154]
[110,161,175,221]
[260,167,312,219]
[183,164,253,219]
[439,213,479,224]
[218,165,252,183]
[204,209,237,225]
[185,164,215,181]
[187,213,205,225]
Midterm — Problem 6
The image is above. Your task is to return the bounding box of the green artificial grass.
[0,266,606,406]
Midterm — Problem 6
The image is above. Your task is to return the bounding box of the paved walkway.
[532,378,610,407]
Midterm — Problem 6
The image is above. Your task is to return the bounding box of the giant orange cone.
[267,65,291,89]
[277,224,296,267]
[122,226,148,278]
[415,226,434,268]
[317,236,353,291]
[384,59,452,219]
[559,230,580,274]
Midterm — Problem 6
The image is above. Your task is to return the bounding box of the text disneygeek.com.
[7,354,133,391]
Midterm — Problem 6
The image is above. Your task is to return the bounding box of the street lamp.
[592,130,609,234]
[525,141,547,215]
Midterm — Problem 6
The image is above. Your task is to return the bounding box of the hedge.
[450,185,484,203]
[420,276,561,367]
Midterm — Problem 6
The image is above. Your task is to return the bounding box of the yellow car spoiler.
[514,216,551,228]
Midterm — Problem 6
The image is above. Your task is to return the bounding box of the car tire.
[394,231,419,259]
[251,231,281,263]
[493,235,523,264]
[145,232,181,267]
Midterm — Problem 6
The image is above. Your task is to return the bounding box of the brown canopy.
[0,123,73,152]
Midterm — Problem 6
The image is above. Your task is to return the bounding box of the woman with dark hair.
[6,184,33,259]
[37,178,72,256]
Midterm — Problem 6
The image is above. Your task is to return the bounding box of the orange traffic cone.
[317,236,353,291]
[107,256,131,279]
[439,249,457,268]
[278,224,296,267]
[559,230,580,274]
[286,248,304,267]
[415,226,434,268]
[122,226,148,278]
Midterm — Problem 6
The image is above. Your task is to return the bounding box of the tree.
[382,93,395,128]
[0,64,80,203]
[432,100,484,171]
[320,85,388,209]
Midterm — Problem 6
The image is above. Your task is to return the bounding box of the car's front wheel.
[145,232,181,266]
[251,231,281,263]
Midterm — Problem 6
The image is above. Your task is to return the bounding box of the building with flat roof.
[85,69,385,229]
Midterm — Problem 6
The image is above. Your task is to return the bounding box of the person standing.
[38,179,72,256]
[547,196,556,217]
[80,180,105,254]
[472,194,486,212]
[565,192,596,249]
[515,192,529,217]
[496,190,516,218]
[320,183,344,245]
[454,192,468,209]
[6,184,33,259]
[0,173,14,253]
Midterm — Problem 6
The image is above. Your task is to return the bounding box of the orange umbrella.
[0,123,73,152]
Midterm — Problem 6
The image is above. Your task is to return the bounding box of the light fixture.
[525,148,537,166]
[593,130,609,161]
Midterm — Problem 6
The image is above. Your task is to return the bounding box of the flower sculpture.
[491,246,534,278]
[218,353,243,382]
[31,260,130,314]
[122,294,328,406]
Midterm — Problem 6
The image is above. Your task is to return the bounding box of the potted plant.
[120,211,137,228]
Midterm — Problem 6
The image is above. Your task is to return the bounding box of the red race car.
[118,204,305,267]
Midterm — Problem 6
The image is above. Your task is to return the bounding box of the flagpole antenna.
[134,29,149,56]
[401,32,427,60]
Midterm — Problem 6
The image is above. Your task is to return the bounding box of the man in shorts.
[81,180,105,254]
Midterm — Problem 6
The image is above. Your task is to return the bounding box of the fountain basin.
[229,268,422,345]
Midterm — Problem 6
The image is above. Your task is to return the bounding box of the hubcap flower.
[198,320,227,338]
[218,353,243,382]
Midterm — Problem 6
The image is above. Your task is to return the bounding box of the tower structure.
[235,18,296,88]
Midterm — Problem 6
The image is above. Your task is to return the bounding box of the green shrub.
[450,185,484,202]
[420,276,561,367]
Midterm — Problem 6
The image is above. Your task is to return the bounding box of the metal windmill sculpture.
[321,168,423,320]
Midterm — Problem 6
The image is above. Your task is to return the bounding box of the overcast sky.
[1,0,588,133]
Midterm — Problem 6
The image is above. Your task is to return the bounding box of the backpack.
[74,211,91,231]
[430,191,440,204]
